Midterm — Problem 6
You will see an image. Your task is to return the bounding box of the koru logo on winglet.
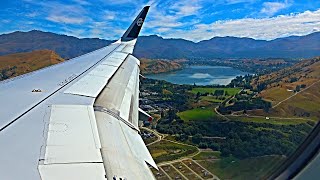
[137,18,144,26]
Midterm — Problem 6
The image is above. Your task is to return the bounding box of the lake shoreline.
[145,65,250,86]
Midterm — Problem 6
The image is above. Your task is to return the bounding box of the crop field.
[177,107,217,121]
[192,151,221,160]
[151,168,170,180]
[198,155,286,180]
[148,140,198,163]
[161,165,185,179]
[191,87,241,96]
[182,159,214,179]
[200,96,223,103]
[172,162,202,180]
[227,115,310,125]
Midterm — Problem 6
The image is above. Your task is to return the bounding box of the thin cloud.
[25,12,38,18]
[162,9,320,42]
[72,0,91,5]
[171,1,201,16]
[260,1,291,16]
[47,15,85,24]
[224,0,256,5]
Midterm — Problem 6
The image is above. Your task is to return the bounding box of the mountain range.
[0,30,319,59]
[0,30,112,60]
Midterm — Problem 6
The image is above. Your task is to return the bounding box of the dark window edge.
[269,121,320,180]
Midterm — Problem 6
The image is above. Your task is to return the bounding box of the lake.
[145,66,250,85]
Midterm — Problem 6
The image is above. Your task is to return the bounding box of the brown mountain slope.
[0,49,64,80]
[250,57,320,120]
[140,58,183,74]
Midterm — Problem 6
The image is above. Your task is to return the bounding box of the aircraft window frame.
[270,121,320,179]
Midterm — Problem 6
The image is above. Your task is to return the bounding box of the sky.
[0,0,320,42]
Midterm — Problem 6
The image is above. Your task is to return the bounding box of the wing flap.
[95,111,156,179]
[38,163,105,180]
[42,105,102,164]
[39,105,105,179]
[119,121,158,169]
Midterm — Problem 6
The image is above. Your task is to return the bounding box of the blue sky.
[0,0,320,41]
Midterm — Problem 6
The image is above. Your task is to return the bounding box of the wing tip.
[121,6,150,41]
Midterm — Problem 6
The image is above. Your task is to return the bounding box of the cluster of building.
[139,90,172,114]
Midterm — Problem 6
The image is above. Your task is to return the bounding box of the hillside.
[250,57,320,120]
[140,58,183,74]
[0,30,319,60]
[0,50,183,81]
[0,50,64,80]
[0,30,112,59]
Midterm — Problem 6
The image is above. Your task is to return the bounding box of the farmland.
[177,107,217,122]
[191,87,241,96]
[147,140,198,163]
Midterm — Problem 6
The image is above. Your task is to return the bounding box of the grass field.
[191,87,241,96]
[200,96,223,103]
[269,83,320,121]
[198,155,286,180]
[177,107,217,121]
[260,87,293,105]
[148,140,198,163]
[227,115,310,125]
[193,151,221,160]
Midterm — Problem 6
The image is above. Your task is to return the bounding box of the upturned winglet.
[121,6,150,41]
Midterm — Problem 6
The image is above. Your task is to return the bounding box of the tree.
[199,142,208,149]
[225,91,229,96]
[168,109,176,121]
[196,92,201,99]
[209,143,220,151]
[192,133,203,144]
[214,90,224,96]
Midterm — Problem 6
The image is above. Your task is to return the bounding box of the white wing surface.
[0,6,156,180]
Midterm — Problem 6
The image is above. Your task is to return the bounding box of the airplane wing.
[0,6,157,180]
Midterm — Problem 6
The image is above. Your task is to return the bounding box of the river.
[145,66,250,85]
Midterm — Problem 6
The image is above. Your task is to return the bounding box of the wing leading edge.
[0,6,155,180]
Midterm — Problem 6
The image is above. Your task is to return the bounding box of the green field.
[148,140,198,163]
[200,96,223,103]
[227,115,310,125]
[193,151,221,160]
[198,155,286,180]
[177,107,217,121]
[191,87,241,95]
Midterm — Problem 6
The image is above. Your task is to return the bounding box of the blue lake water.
[145,66,250,85]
